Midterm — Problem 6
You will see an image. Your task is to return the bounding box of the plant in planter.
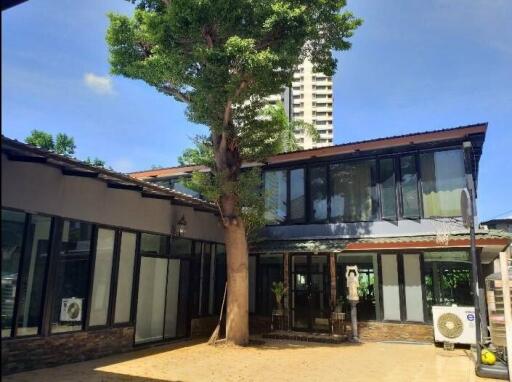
[271,281,287,315]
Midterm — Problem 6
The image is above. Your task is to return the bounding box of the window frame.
[263,144,466,226]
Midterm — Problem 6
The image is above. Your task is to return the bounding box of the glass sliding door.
[135,257,168,344]
[291,254,330,332]
[89,228,115,327]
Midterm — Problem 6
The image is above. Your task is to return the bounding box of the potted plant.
[271,281,286,315]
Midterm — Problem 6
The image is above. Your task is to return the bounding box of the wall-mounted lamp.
[173,214,187,237]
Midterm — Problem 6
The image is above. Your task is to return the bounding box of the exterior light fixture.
[174,214,187,237]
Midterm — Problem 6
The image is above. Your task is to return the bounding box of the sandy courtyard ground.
[4,338,500,382]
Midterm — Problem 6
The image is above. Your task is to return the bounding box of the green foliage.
[177,135,214,166]
[84,157,107,168]
[25,130,54,151]
[271,281,287,308]
[54,133,76,155]
[107,0,361,240]
[25,130,106,167]
[107,0,361,136]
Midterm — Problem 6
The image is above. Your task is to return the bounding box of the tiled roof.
[130,122,487,179]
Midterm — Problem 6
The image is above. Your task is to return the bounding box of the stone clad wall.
[1,327,134,375]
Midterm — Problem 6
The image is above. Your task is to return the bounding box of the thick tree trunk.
[224,219,249,345]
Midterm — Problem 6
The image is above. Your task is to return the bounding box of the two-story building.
[131,123,511,341]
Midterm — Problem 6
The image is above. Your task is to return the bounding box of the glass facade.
[1,207,224,344]
[420,149,466,217]
[330,160,378,222]
[263,148,465,224]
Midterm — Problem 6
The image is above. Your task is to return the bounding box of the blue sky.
[2,0,511,221]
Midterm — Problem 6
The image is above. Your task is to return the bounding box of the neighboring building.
[482,218,512,233]
[267,58,334,150]
[1,137,225,374]
[132,123,511,340]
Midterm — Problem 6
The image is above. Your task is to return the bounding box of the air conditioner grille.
[437,312,463,338]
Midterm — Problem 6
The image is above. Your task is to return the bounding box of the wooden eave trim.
[344,237,508,251]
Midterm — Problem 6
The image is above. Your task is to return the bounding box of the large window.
[400,156,420,218]
[330,160,378,222]
[289,169,305,222]
[379,158,397,220]
[114,231,137,324]
[264,170,287,224]
[89,228,115,327]
[51,220,93,333]
[135,257,168,344]
[336,254,379,321]
[256,254,284,315]
[423,251,472,322]
[16,215,52,336]
[420,149,466,217]
[309,166,328,222]
[2,210,27,337]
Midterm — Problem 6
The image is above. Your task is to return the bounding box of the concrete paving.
[3,338,501,382]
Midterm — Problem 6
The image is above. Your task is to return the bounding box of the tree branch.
[157,83,191,103]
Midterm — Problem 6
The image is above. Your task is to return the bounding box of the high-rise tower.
[267,59,334,150]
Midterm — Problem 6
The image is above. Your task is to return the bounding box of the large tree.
[107,0,361,345]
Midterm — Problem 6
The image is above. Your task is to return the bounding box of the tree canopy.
[25,130,76,156]
[107,0,361,345]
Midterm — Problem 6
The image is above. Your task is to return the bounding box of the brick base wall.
[1,326,134,375]
[352,321,433,342]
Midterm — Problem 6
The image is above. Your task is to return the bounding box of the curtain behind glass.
[114,232,136,324]
[89,228,115,327]
[421,150,465,217]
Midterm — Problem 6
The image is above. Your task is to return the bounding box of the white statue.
[345,265,360,302]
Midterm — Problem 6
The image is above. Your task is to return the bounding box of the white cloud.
[83,73,114,95]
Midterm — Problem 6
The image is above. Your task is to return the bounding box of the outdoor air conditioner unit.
[60,297,83,322]
[432,305,477,345]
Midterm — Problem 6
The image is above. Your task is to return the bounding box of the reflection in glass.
[381,254,400,321]
[423,251,472,322]
[264,170,287,223]
[289,168,305,221]
[400,156,420,217]
[330,160,378,221]
[380,158,397,219]
[309,166,328,222]
[16,215,52,336]
[1,210,26,337]
[140,233,167,256]
[51,220,92,333]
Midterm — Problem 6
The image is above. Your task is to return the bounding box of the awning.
[250,230,511,255]
[250,239,348,254]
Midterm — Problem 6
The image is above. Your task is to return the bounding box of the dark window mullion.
[108,230,122,327]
